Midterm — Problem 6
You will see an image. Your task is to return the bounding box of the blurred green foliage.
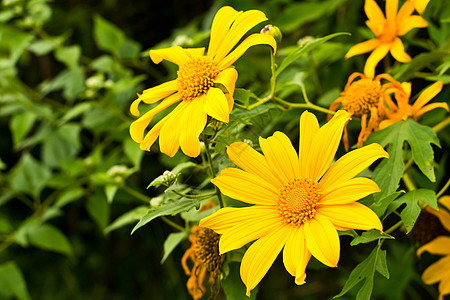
[0,0,449,299]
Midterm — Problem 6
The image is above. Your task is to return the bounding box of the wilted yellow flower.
[379,81,449,129]
[129,6,276,157]
[329,72,397,150]
[346,0,428,78]
[417,196,450,300]
[200,110,388,295]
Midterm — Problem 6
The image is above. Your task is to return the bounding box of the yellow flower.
[346,0,428,78]
[329,72,397,150]
[181,225,225,300]
[200,110,388,296]
[410,0,430,14]
[417,196,450,300]
[129,6,276,158]
[379,81,449,129]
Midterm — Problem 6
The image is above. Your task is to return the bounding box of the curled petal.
[150,46,190,65]
[282,226,311,285]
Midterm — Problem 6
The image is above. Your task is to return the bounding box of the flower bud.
[261,25,282,43]
[162,170,177,187]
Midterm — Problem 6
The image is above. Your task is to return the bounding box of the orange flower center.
[177,57,219,101]
[378,21,398,43]
[194,228,224,273]
[342,78,383,116]
[277,178,321,226]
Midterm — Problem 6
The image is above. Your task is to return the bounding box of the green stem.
[122,185,152,203]
[385,220,403,234]
[247,49,277,110]
[161,216,189,233]
[437,177,450,198]
[202,135,225,208]
[432,116,450,133]
[172,190,217,199]
[402,171,416,191]
[272,97,335,115]
[403,157,414,172]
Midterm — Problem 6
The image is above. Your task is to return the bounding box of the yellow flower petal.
[319,143,388,190]
[183,47,205,59]
[218,33,277,70]
[129,93,182,143]
[259,131,300,183]
[306,110,350,182]
[386,0,398,22]
[398,15,428,36]
[319,177,381,205]
[418,236,450,257]
[219,210,284,253]
[299,111,320,178]
[304,214,340,268]
[413,81,444,111]
[158,101,189,157]
[208,6,241,58]
[426,205,450,233]
[240,225,291,297]
[212,168,279,205]
[214,10,269,63]
[390,38,412,62]
[179,95,207,157]
[345,39,380,59]
[226,142,284,188]
[131,80,178,116]
[396,0,415,24]
[411,0,430,14]
[415,103,449,119]
[439,274,450,300]
[139,114,169,151]
[364,43,391,79]
[365,0,385,24]
[317,202,383,231]
[282,225,311,285]
[215,68,238,113]
[440,196,450,211]
[149,46,191,66]
[199,206,278,235]
[204,87,230,123]
[422,256,450,284]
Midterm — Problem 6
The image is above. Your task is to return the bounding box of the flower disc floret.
[341,78,383,116]
[194,227,224,273]
[177,57,219,102]
[278,178,320,226]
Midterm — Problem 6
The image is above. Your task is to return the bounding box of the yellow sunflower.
[328,72,398,150]
[199,110,388,295]
[346,0,428,78]
[129,6,277,157]
[417,196,450,300]
[379,81,449,129]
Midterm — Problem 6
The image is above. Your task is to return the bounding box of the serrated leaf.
[132,198,201,234]
[275,32,350,76]
[104,206,148,234]
[350,230,394,246]
[386,189,437,233]
[161,232,188,264]
[0,261,31,300]
[370,191,404,218]
[27,224,73,257]
[367,119,440,199]
[334,245,388,300]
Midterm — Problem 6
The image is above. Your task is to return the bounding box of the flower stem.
[122,185,152,204]
[437,177,450,198]
[402,171,416,191]
[385,220,403,234]
[202,135,225,208]
[161,216,189,234]
[432,116,450,133]
[172,190,217,199]
[272,97,335,115]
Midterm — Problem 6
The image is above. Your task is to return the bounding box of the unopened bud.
[162,170,177,187]
[261,25,282,43]
[297,36,314,47]
[150,196,163,207]
[243,139,253,147]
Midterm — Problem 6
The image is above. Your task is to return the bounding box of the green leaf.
[55,187,84,208]
[233,88,256,107]
[55,45,81,69]
[0,25,34,63]
[275,32,350,76]
[370,191,404,218]
[28,38,61,56]
[59,102,93,125]
[42,124,81,167]
[93,15,125,54]
[9,112,36,147]
[42,68,85,101]
[27,224,73,257]
[161,232,188,264]
[367,119,440,199]
[11,153,51,197]
[386,189,437,233]
[222,262,258,300]
[123,138,144,167]
[91,55,115,72]
[132,198,201,234]
[350,230,394,246]
[0,261,31,300]
[86,193,110,230]
[117,39,141,60]
[104,184,118,204]
[335,245,389,300]
[104,206,148,234]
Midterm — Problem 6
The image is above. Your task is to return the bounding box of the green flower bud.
[261,25,282,43]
